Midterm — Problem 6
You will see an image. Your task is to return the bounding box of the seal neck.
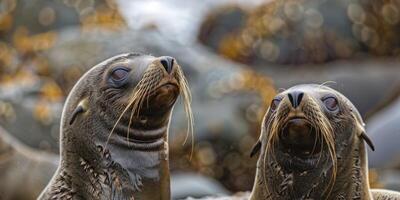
[106,124,171,200]
[250,139,372,200]
[59,119,171,199]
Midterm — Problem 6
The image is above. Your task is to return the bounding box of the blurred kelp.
[199,0,400,65]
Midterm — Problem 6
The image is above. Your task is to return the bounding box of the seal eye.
[270,98,281,111]
[111,68,129,81]
[109,67,130,87]
[323,97,338,111]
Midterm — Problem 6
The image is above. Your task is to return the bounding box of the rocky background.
[0,0,399,199]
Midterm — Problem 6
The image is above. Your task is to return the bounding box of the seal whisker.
[126,101,136,148]
[175,67,195,160]
[318,81,337,88]
[104,81,144,152]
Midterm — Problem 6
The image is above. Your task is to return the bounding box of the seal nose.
[287,91,304,109]
[160,56,174,74]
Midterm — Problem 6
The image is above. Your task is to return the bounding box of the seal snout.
[280,118,321,157]
[159,56,175,74]
[287,91,304,109]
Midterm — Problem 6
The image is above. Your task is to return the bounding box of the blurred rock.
[183,192,250,200]
[116,0,265,44]
[0,0,125,42]
[0,125,58,200]
[171,173,230,200]
[0,71,63,151]
[198,5,247,51]
[367,87,400,169]
[372,169,400,191]
[199,0,400,65]
[0,0,78,42]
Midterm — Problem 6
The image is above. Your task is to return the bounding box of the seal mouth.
[146,81,180,110]
[279,117,322,159]
[153,82,180,96]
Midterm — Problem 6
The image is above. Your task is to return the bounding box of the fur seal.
[249,84,400,199]
[39,53,193,200]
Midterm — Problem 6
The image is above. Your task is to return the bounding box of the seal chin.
[277,117,323,169]
[141,82,179,115]
[153,83,180,107]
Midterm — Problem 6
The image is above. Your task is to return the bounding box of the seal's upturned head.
[63,53,192,151]
[250,84,375,200]
[41,53,192,200]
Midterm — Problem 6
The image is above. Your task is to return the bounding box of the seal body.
[249,84,400,200]
[38,53,191,200]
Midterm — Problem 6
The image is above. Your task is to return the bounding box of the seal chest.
[250,84,400,200]
[38,53,193,200]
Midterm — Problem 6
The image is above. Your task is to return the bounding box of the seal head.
[39,53,192,200]
[250,84,375,200]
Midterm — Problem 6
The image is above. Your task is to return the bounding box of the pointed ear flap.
[360,131,375,151]
[250,140,262,157]
[69,99,88,125]
[354,116,375,151]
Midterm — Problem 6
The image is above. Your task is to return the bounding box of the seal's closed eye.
[109,67,131,87]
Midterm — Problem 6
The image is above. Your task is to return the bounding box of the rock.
[0,73,63,152]
[171,173,230,199]
[183,192,250,200]
[198,0,400,65]
[367,89,400,169]
[0,125,58,200]
[198,5,247,51]
[0,0,123,42]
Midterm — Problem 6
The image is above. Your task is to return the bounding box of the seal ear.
[250,140,262,157]
[69,99,88,125]
[352,112,375,151]
[360,131,375,151]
